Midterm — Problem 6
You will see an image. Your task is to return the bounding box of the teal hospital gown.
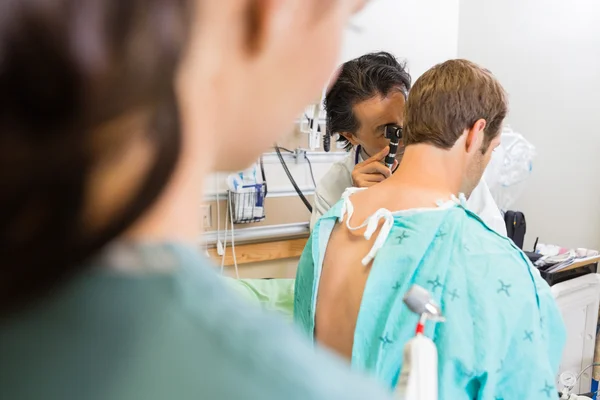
[294,192,566,400]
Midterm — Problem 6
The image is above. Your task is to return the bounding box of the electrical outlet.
[200,205,212,228]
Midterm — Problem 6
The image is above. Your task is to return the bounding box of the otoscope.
[384,124,402,170]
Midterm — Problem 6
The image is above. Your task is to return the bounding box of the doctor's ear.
[339,132,360,146]
[465,118,487,154]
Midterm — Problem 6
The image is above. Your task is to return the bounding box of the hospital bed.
[224,278,295,319]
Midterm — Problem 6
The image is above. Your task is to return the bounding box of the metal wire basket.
[227,182,267,224]
[227,156,267,224]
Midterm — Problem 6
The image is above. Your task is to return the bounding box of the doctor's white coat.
[310,147,507,236]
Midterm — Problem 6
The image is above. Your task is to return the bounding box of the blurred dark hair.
[0,0,192,316]
[324,52,411,151]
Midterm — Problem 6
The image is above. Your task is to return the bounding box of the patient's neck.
[354,143,465,214]
[348,144,466,222]
[390,144,462,195]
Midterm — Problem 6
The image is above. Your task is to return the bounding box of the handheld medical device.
[396,285,444,400]
[384,125,402,170]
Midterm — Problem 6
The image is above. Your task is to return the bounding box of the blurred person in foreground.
[0,0,397,399]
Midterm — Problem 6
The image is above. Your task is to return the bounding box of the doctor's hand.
[351,146,398,188]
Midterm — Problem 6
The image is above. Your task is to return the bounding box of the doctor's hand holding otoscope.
[350,124,403,188]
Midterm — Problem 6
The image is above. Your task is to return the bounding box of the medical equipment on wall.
[558,368,598,399]
[396,285,444,400]
[552,274,600,399]
[384,125,402,169]
[301,62,343,151]
[300,89,327,151]
[300,106,329,152]
[483,126,536,210]
[559,393,593,399]
[274,145,314,213]
[226,157,267,224]
[309,102,323,151]
[323,130,331,152]
[220,158,268,278]
[219,189,239,278]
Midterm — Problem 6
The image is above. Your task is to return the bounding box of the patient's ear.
[339,132,360,146]
[465,119,487,154]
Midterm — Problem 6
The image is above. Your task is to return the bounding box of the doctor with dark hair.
[312,52,506,235]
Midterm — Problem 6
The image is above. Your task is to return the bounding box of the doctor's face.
[345,90,406,161]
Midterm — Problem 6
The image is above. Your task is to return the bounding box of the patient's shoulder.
[459,209,518,253]
[452,210,541,295]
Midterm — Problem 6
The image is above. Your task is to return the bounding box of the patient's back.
[315,186,459,361]
[315,214,377,359]
[297,189,566,399]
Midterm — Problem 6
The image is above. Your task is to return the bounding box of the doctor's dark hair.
[0,0,192,316]
[325,52,411,151]
[404,59,508,152]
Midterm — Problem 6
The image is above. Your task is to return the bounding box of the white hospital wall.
[458,0,600,250]
[341,0,460,80]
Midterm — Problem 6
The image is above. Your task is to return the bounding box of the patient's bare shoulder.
[314,219,377,360]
